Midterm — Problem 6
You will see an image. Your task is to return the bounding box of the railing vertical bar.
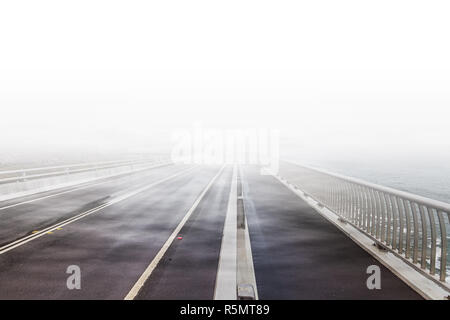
[334,178,339,213]
[384,193,393,246]
[367,187,374,236]
[391,195,398,250]
[380,192,387,243]
[361,185,367,231]
[363,186,369,231]
[365,188,370,235]
[328,177,334,210]
[318,176,324,205]
[350,183,357,224]
[396,197,405,254]
[404,200,412,259]
[351,183,356,220]
[335,179,340,214]
[330,178,336,211]
[427,207,437,276]
[350,183,358,225]
[437,211,447,282]
[353,185,361,227]
[356,185,362,228]
[342,182,347,219]
[369,188,377,236]
[366,187,371,233]
[419,205,429,270]
[334,179,340,215]
[322,176,328,205]
[334,178,340,214]
[375,190,382,239]
[359,185,366,230]
[345,182,351,219]
[411,203,420,264]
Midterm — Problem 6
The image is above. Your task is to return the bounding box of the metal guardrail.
[0,158,164,184]
[283,162,450,284]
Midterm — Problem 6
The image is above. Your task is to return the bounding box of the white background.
[1,1,449,161]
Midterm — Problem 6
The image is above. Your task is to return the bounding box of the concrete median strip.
[214,165,238,300]
[214,165,258,300]
[236,166,258,300]
[124,164,226,300]
[0,166,197,256]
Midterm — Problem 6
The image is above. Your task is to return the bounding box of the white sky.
[1,1,449,158]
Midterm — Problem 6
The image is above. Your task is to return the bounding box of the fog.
[1,1,449,164]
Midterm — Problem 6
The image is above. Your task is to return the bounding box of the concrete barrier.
[0,160,170,202]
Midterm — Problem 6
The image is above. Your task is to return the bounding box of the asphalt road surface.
[0,164,422,300]
[242,165,420,300]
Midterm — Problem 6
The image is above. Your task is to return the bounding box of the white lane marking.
[0,166,197,256]
[214,164,237,300]
[125,165,226,300]
[237,165,258,300]
[0,163,172,212]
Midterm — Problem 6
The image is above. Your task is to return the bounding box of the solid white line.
[124,165,226,300]
[214,165,238,300]
[0,166,196,256]
[0,163,171,212]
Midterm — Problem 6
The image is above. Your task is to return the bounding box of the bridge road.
[242,165,422,300]
[0,163,424,300]
[135,166,232,300]
[0,163,191,246]
[0,165,221,299]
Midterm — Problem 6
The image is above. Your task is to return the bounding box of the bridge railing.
[0,158,162,184]
[282,162,450,284]
[0,157,169,201]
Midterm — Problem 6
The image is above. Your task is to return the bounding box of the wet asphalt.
[0,164,422,300]
[242,165,421,300]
